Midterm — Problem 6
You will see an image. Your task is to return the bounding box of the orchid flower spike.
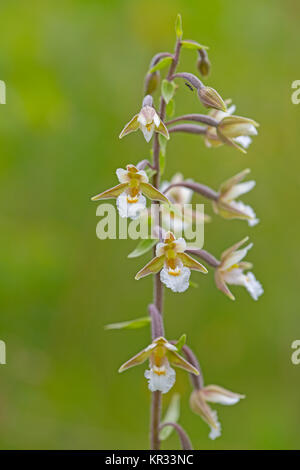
[119,336,199,394]
[190,384,245,440]
[204,100,259,153]
[119,95,169,143]
[213,169,259,226]
[91,164,169,220]
[135,231,207,293]
[215,237,263,301]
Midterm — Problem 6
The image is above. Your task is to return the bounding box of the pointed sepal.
[91,183,128,201]
[135,255,165,280]
[119,114,140,139]
[178,252,208,273]
[140,182,170,203]
[168,350,199,375]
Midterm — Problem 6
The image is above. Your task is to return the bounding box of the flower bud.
[144,71,160,95]
[196,50,211,77]
[198,86,227,112]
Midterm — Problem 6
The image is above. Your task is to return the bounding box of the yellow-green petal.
[140,182,170,203]
[135,255,165,280]
[178,252,208,273]
[91,183,128,201]
[156,120,170,140]
[119,346,152,372]
[168,350,199,375]
[119,114,139,139]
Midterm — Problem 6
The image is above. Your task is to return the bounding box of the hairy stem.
[186,248,221,267]
[149,303,165,338]
[181,344,204,390]
[166,114,218,127]
[150,36,182,452]
[150,391,162,450]
[168,123,207,135]
[163,181,219,201]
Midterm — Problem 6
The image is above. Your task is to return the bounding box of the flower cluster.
[93,15,263,449]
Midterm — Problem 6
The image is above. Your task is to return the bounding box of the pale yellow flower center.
[150,345,169,375]
[146,122,154,132]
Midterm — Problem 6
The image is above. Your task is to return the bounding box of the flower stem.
[150,391,162,450]
[150,36,182,451]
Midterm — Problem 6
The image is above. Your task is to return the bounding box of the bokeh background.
[0,0,299,450]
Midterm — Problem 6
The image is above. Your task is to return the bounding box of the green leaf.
[128,239,157,258]
[175,14,183,39]
[181,40,209,51]
[149,57,173,74]
[166,98,175,118]
[145,167,157,180]
[105,317,151,330]
[189,280,199,289]
[158,134,168,157]
[159,394,181,441]
[175,334,186,352]
[161,79,176,104]
[159,151,166,176]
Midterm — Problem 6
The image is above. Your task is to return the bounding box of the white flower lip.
[234,135,252,149]
[144,364,176,394]
[244,272,264,300]
[230,201,259,226]
[208,411,221,440]
[222,266,263,301]
[117,192,146,220]
[160,265,191,293]
[137,106,160,143]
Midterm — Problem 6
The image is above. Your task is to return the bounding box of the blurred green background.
[0,0,299,450]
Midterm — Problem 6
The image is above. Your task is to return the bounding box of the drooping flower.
[119,95,169,143]
[135,231,207,293]
[91,164,169,220]
[160,173,210,235]
[190,384,245,440]
[161,173,194,206]
[215,237,263,301]
[204,100,258,153]
[213,169,259,226]
[119,336,199,394]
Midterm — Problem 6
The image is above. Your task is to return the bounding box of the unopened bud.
[197,50,211,77]
[144,71,160,95]
[198,86,226,112]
